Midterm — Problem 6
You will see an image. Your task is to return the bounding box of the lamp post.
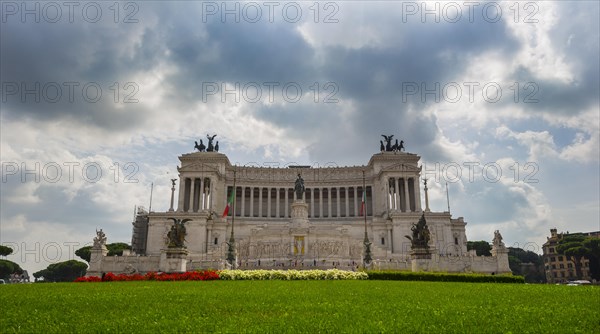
[226,168,237,268]
[362,170,372,267]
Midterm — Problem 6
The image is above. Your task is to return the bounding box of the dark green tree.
[107,243,132,256]
[75,243,132,262]
[0,245,13,257]
[33,260,87,282]
[557,234,594,280]
[0,259,23,280]
[75,246,92,262]
[508,247,545,283]
[582,237,600,280]
[467,241,492,256]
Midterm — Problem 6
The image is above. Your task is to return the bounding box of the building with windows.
[542,228,600,283]
[87,146,510,275]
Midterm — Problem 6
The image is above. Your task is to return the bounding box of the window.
[551,264,556,269]
[558,256,563,261]
[381,237,385,245]
[550,257,556,262]
[549,247,555,253]
[454,237,459,245]
[214,238,218,245]
[567,263,572,268]
[559,264,564,269]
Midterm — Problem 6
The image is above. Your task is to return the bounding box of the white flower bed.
[219,269,368,280]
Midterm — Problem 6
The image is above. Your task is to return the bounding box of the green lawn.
[1,281,598,333]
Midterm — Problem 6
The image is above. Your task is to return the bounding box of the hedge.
[365,270,525,283]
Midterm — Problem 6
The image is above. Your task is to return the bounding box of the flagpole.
[362,170,372,267]
[226,168,237,268]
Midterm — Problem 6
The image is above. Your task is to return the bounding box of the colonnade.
[177,177,213,212]
[387,177,421,212]
[226,186,373,218]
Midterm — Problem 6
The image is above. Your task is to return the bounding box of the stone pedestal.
[492,246,511,274]
[290,200,309,257]
[410,247,432,272]
[86,245,108,276]
[159,248,189,273]
[290,200,309,226]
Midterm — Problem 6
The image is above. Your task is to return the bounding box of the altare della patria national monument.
[87,134,510,276]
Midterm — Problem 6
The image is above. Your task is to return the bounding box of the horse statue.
[392,139,399,152]
[381,134,394,151]
[399,140,405,152]
[206,134,217,152]
[379,140,385,152]
[194,140,206,152]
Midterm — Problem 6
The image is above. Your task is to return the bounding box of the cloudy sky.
[1,1,598,274]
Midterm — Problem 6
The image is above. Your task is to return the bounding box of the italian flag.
[222,188,235,218]
[360,190,366,216]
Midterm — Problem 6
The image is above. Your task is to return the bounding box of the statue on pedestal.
[405,213,430,250]
[294,174,305,200]
[93,229,107,248]
[166,218,191,248]
[493,230,505,249]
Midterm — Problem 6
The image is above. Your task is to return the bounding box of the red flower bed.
[74,270,220,282]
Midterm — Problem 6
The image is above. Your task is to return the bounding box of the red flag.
[222,188,235,217]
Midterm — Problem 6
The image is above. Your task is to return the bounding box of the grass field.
[2,281,599,333]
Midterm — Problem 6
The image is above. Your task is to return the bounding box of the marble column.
[249,187,254,217]
[392,177,402,211]
[284,188,289,218]
[258,187,263,217]
[353,187,358,217]
[336,187,340,217]
[319,188,323,218]
[177,177,185,212]
[188,178,195,212]
[404,178,410,212]
[240,186,245,217]
[328,187,332,218]
[267,188,272,218]
[276,187,280,218]
[345,187,349,217]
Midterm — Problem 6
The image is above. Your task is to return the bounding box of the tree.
[75,246,92,262]
[0,259,23,280]
[467,241,492,256]
[583,237,600,280]
[75,243,132,262]
[0,245,13,257]
[556,233,598,280]
[33,260,87,282]
[508,247,545,283]
[107,243,132,257]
